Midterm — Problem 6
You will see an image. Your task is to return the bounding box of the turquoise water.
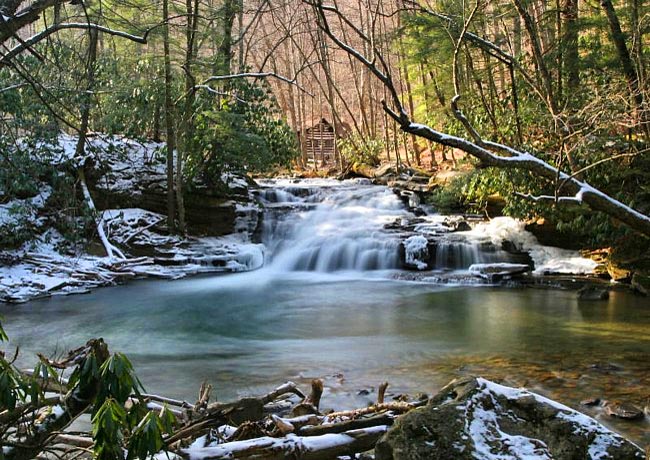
[3,272,649,445]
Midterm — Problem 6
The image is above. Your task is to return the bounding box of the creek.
[3,179,649,445]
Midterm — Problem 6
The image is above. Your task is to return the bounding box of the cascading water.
[434,242,482,269]
[257,180,407,272]
[253,179,596,277]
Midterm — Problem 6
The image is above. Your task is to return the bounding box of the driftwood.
[2,340,429,460]
[179,425,389,460]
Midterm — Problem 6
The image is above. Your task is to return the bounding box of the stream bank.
[0,145,642,302]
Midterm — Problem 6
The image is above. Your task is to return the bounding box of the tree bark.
[163,0,176,232]
[563,0,580,91]
[600,0,649,136]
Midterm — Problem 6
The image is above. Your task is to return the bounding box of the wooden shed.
[298,118,349,168]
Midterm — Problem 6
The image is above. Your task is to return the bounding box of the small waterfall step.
[254,179,595,278]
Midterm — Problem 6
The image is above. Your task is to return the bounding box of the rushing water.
[2,180,650,445]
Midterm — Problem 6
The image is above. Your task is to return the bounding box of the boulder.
[375,377,645,460]
[578,286,610,301]
[373,162,398,179]
[631,273,650,296]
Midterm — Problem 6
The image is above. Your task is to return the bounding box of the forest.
[1,0,650,458]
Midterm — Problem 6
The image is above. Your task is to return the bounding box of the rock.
[373,162,398,179]
[604,401,645,420]
[631,273,650,296]
[524,218,583,250]
[606,261,632,282]
[588,362,623,372]
[375,377,645,460]
[449,220,471,232]
[578,286,609,301]
[468,263,531,281]
[580,397,601,406]
[608,235,650,281]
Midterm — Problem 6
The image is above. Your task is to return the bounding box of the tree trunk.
[163,0,176,232]
[178,0,200,234]
[564,0,580,91]
[600,0,649,136]
[512,0,558,114]
[216,0,237,75]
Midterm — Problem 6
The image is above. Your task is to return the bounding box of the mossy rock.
[376,377,645,460]
[631,273,650,296]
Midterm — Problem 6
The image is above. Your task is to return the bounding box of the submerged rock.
[631,273,650,296]
[375,377,645,460]
[604,401,645,420]
[578,286,610,301]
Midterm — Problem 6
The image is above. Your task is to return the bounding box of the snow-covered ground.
[0,134,263,303]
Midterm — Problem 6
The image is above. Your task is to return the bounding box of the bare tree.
[309,0,650,237]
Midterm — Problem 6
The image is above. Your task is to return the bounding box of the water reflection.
[2,276,649,445]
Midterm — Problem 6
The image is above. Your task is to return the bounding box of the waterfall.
[434,242,482,269]
[258,180,406,272]
[254,180,595,277]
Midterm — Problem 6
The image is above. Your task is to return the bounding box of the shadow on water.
[3,275,650,445]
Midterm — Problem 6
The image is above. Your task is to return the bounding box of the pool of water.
[2,271,649,445]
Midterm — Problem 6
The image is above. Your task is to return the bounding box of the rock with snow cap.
[375,376,645,460]
[468,263,531,281]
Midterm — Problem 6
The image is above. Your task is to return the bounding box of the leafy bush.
[188,78,299,187]
[338,134,384,167]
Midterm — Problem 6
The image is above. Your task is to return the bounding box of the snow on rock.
[468,217,598,275]
[403,235,429,270]
[1,133,266,303]
[375,377,645,460]
[1,206,265,303]
[0,186,52,228]
[468,263,531,280]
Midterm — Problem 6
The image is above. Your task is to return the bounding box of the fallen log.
[166,382,304,447]
[297,413,394,436]
[179,425,388,460]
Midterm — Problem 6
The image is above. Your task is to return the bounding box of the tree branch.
[0,22,149,67]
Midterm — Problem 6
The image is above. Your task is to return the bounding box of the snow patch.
[468,217,597,274]
[403,235,429,270]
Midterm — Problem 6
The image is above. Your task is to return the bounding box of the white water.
[254,179,597,278]
[258,180,407,272]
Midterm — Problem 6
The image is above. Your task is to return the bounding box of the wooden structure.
[298,118,348,168]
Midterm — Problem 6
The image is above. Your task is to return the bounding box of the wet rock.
[589,362,623,372]
[580,397,601,407]
[604,401,645,420]
[578,286,609,301]
[449,220,471,232]
[631,273,650,296]
[375,377,645,460]
[468,263,531,281]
